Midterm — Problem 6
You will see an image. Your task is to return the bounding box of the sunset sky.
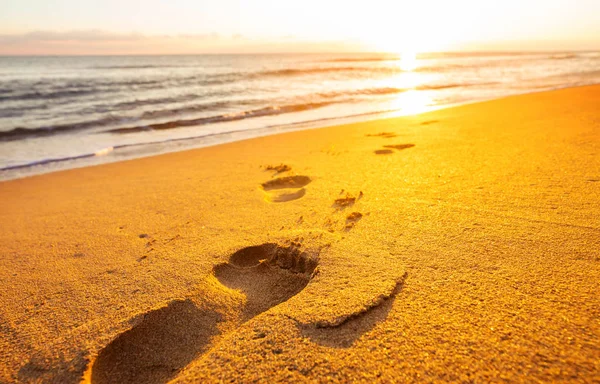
[1,0,599,55]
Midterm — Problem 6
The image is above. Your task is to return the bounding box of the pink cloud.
[0,30,364,55]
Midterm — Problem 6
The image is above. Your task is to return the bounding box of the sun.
[360,32,424,70]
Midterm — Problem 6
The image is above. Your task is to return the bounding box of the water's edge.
[1,83,595,182]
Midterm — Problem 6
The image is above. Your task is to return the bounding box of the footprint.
[383,144,415,151]
[332,192,362,211]
[85,242,318,384]
[214,243,318,321]
[87,300,222,384]
[333,197,355,210]
[366,132,397,138]
[375,144,415,155]
[344,212,363,231]
[265,188,306,203]
[261,176,311,191]
[264,164,291,175]
[261,175,311,203]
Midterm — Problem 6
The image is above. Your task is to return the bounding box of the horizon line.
[0,49,598,57]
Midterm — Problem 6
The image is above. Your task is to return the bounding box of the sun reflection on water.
[388,70,421,90]
[389,89,433,115]
[399,51,418,71]
[382,52,434,115]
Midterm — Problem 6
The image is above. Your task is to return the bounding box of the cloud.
[0,30,233,54]
[0,30,224,44]
[0,30,365,55]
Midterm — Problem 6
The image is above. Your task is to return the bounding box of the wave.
[106,101,335,134]
[1,82,479,141]
[415,63,469,72]
[0,76,188,104]
[324,82,476,95]
[0,88,98,103]
[579,52,600,58]
[0,152,100,171]
[318,87,406,98]
[139,101,234,120]
[89,64,403,88]
[0,103,48,118]
[138,87,406,121]
[0,100,333,140]
[0,65,408,106]
[0,115,138,141]
[255,65,403,78]
[113,86,408,123]
[417,83,468,90]
[0,79,166,104]
[91,65,182,70]
[548,53,579,60]
[323,56,400,63]
[324,83,473,96]
[112,94,201,112]
[0,75,242,106]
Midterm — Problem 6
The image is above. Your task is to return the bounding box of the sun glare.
[399,51,418,71]
[389,90,433,115]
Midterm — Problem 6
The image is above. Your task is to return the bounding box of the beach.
[1,85,599,382]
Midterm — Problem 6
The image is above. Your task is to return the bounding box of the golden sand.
[1,85,599,383]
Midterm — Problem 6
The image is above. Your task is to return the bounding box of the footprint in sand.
[326,192,364,232]
[374,143,415,155]
[332,191,363,211]
[366,132,398,138]
[384,144,415,151]
[213,243,318,320]
[261,175,312,203]
[263,163,291,175]
[344,212,363,231]
[85,242,319,384]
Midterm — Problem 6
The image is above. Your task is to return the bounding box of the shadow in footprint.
[90,300,222,384]
[384,144,415,151]
[300,280,404,348]
[366,132,397,138]
[87,243,318,384]
[264,164,291,175]
[345,212,363,231]
[261,176,311,191]
[333,194,357,210]
[374,149,394,155]
[265,188,306,203]
[214,243,318,321]
[261,176,312,203]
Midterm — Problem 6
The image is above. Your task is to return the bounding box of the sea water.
[1,52,599,180]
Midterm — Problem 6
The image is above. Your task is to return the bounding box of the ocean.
[1,52,599,180]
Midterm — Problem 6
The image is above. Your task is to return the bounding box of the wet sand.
[1,85,599,383]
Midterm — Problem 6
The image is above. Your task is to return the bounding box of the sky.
[1,0,599,55]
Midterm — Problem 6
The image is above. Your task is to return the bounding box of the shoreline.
[1,85,599,382]
[2,81,598,182]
